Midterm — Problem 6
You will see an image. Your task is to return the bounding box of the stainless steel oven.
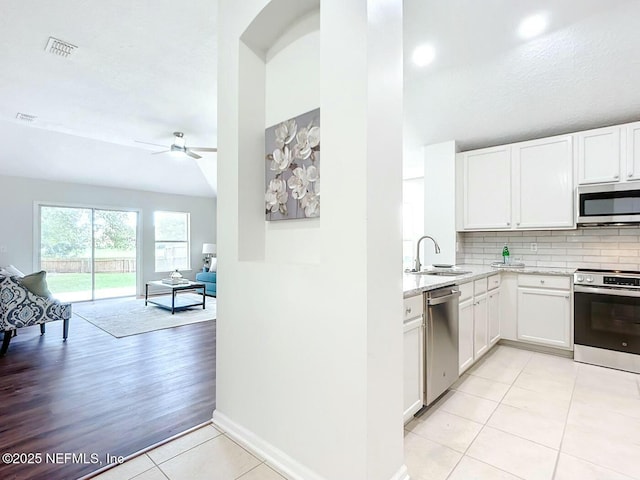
[574,269,640,373]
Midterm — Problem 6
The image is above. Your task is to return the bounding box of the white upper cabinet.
[458,120,640,231]
[576,126,622,185]
[462,146,511,230]
[512,135,574,229]
[459,137,574,231]
[626,122,640,181]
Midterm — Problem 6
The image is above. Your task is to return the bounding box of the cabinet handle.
[614,175,619,179]
[517,222,521,226]
[507,222,511,226]
[540,280,545,284]
[629,173,633,178]
[405,307,412,315]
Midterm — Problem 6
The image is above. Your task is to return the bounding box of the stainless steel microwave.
[577,182,640,225]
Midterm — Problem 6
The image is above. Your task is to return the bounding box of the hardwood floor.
[0,311,216,480]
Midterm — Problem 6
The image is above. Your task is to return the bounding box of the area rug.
[73,294,216,338]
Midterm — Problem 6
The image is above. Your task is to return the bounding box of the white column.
[215,1,405,479]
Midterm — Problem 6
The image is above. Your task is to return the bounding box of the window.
[403,178,424,270]
[154,211,190,272]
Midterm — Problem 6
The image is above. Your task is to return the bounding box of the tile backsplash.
[456,227,640,271]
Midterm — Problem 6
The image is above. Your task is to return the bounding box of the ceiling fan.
[136,132,217,159]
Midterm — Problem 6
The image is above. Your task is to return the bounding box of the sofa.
[195,271,217,296]
[0,275,72,355]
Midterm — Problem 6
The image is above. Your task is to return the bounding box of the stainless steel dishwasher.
[424,286,461,406]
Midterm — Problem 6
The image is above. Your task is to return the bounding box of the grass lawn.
[47,273,136,293]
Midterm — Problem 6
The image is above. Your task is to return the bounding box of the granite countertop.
[403,263,576,298]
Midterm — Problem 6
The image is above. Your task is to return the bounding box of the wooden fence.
[42,258,136,273]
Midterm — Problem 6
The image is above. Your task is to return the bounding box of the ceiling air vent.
[44,37,77,58]
[16,113,37,122]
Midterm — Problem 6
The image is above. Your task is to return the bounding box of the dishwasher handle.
[426,290,461,306]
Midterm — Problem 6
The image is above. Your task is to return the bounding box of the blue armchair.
[195,271,217,296]
[0,275,72,355]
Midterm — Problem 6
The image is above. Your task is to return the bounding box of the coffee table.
[145,280,206,314]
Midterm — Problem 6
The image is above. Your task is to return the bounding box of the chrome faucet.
[414,235,441,272]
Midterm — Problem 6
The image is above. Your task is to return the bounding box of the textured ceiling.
[0,0,218,196]
[1,1,639,190]
[403,0,640,177]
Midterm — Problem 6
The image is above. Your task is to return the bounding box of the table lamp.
[202,243,217,272]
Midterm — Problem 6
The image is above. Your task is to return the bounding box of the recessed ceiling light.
[518,13,548,39]
[412,44,436,67]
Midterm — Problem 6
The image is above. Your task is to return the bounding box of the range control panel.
[603,276,640,287]
[575,269,640,289]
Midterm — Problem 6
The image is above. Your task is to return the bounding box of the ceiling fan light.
[170,144,187,154]
[173,132,186,148]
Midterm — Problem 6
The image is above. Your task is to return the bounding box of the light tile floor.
[93,346,640,480]
[406,345,640,480]
[92,425,286,480]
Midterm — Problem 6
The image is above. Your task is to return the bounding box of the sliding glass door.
[93,210,138,299]
[39,206,138,302]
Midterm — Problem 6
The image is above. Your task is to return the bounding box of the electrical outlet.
[530,242,537,252]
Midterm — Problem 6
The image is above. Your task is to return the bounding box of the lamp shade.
[202,243,217,255]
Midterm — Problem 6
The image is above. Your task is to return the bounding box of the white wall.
[264,14,321,264]
[0,174,216,293]
[423,141,457,266]
[214,1,405,480]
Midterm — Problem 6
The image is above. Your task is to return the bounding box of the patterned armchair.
[0,275,72,356]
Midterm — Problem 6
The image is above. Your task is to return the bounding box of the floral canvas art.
[265,108,320,220]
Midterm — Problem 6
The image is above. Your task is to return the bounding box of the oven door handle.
[574,285,640,297]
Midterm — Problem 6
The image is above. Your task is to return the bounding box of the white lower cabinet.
[458,278,493,375]
[473,294,488,358]
[488,287,501,346]
[403,295,424,423]
[456,271,575,377]
[458,297,474,374]
[499,273,518,341]
[516,275,572,350]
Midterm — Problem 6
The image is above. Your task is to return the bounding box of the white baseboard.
[498,339,573,358]
[212,410,325,480]
[212,411,409,480]
[389,464,410,480]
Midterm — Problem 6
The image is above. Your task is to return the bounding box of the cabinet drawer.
[458,281,474,302]
[488,274,501,291]
[518,274,570,290]
[474,278,487,295]
[403,295,423,322]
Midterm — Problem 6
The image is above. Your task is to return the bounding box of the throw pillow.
[0,264,25,277]
[209,258,218,272]
[18,271,53,298]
